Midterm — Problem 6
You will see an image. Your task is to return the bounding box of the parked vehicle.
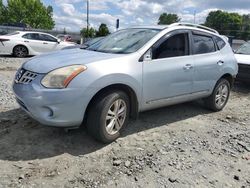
[62,37,104,50]
[234,41,250,82]
[13,23,238,143]
[56,34,73,42]
[0,31,76,57]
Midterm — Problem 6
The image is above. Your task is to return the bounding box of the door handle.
[24,40,29,43]
[183,64,193,70]
[217,60,224,66]
[43,42,48,44]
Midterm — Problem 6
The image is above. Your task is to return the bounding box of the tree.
[158,13,181,25]
[204,10,242,37]
[0,0,55,29]
[241,14,250,40]
[0,0,7,24]
[80,27,96,38]
[96,23,110,37]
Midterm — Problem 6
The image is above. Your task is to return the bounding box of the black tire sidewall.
[13,46,28,57]
[87,91,130,143]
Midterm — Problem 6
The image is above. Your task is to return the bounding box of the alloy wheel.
[215,84,229,108]
[105,99,127,135]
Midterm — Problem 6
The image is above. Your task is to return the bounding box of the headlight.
[41,65,87,88]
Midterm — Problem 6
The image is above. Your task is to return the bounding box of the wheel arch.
[220,73,234,88]
[85,84,139,121]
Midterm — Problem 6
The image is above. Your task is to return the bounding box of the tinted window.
[22,33,40,40]
[39,34,57,42]
[193,34,216,54]
[215,36,226,50]
[153,33,189,59]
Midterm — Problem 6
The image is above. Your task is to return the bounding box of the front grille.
[15,69,38,84]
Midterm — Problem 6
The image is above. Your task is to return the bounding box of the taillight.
[0,38,9,45]
[0,38,10,42]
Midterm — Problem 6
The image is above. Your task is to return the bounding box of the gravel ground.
[0,56,249,188]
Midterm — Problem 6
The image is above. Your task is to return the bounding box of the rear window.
[193,34,216,55]
[215,36,226,50]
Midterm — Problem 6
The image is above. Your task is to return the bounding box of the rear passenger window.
[214,36,226,50]
[193,34,216,54]
[152,33,189,59]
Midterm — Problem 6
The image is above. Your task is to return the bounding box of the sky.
[26,0,250,32]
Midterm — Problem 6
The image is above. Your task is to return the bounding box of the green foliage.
[205,10,242,37]
[80,27,96,38]
[241,14,250,40]
[0,0,7,24]
[0,0,55,29]
[204,10,250,40]
[158,13,181,25]
[96,23,110,37]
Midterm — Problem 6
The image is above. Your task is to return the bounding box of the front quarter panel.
[68,53,143,112]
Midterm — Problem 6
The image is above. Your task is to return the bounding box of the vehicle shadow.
[0,82,248,162]
[0,55,32,58]
[0,101,210,161]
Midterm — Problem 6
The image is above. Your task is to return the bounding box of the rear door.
[38,34,59,52]
[22,33,45,53]
[191,31,223,93]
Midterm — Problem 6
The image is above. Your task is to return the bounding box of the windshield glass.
[236,42,250,55]
[87,28,160,54]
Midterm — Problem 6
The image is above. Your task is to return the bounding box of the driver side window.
[152,33,189,59]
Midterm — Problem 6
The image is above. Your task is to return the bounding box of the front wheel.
[204,78,231,111]
[87,91,130,143]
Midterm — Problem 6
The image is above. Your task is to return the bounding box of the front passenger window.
[152,33,189,59]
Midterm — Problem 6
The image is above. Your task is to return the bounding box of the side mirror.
[57,39,61,43]
[143,48,152,61]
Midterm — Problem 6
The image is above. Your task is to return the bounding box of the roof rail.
[169,22,219,34]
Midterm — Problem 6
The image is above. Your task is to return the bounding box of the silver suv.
[13,23,238,143]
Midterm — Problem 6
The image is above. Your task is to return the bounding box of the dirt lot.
[0,56,249,188]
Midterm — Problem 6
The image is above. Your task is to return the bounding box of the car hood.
[23,49,123,73]
[234,54,250,65]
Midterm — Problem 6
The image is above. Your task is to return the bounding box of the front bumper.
[237,63,250,82]
[12,74,90,127]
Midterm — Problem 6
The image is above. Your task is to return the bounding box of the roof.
[129,23,219,35]
[129,25,168,30]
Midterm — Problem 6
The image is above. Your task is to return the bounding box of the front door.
[143,30,194,106]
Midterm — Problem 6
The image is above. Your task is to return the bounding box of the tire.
[204,78,231,111]
[87,90,130,143]
[13,45,28,58]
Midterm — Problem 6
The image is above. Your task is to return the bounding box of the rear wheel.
[204,78,230,111]
[13,45,28,57]
[87,91,130,143]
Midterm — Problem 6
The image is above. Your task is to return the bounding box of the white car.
[234,41,250,82]
[0,31,76,57]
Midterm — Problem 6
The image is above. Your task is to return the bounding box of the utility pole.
[86,0,89,38]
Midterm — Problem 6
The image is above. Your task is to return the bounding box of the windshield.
[85,37,104,46]
[236,42,250,55]
[87,28,160,54]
